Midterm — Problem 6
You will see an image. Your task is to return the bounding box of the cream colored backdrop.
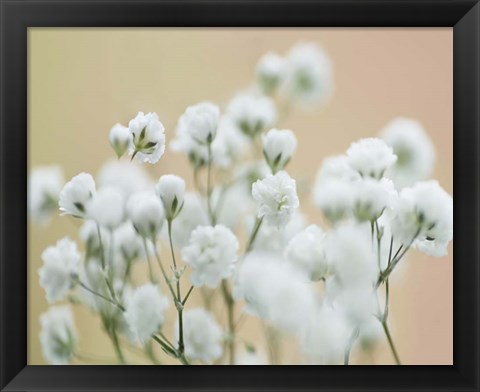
[29,28,453,365]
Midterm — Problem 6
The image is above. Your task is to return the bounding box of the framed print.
[1,0,479,391]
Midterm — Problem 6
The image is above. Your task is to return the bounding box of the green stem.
[221,280,235,365]
[245,216,264,253]
[96,223,119,303]
[382,321,401,365]
[182,285,194,306]
[78,281,125,311]
[206,141,215,225]
[344,327,360,365]
[142,238,156,283]
[110,327,127,364]
[152,244,177,302]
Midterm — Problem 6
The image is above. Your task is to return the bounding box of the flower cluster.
[30,41,452,366]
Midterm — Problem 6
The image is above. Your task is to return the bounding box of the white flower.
[79,220,110,259]
[262,128,297,173]
[234,252,315,332]
[109,123,131,158]
[163,193,209,249]
[97,160,153,198]
[28,165,64,224]
[126,192,165,240]
[285,224,329,281]
[113,222,144,263]
[331,285,378,325]
[59,172,96,218]
[347,138,397,179]
[213,116,249,166]
[390,180,453,257]
[214,182,254,231]
[282,43,333,106]
[179,308,223,363]
[255,52,286,95]
[128,112,166,164]
[358,316,384,350]
[324,223,378,286]
[38,237,81,303]
[124,284,169,342]
[182,225,239,288]
[227,93,277,138]
[86,187,125,230]
[252,170,299,228]
[155,175,186,220]
[352,177,397,222]
[313,179,354,223]
[315,155,361,184]
[301,306,350,364]
[178,102,220,145]
[39,306,77,364]
[381,117,436,189]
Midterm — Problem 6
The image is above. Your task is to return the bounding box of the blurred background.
[28,28,452,365]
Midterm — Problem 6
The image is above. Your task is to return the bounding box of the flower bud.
[155,174,186,220]
[179,102,220,145]
[126,192,164,240]
[262,128,297,173]
[256,53,286,95]
[109,123,131,158]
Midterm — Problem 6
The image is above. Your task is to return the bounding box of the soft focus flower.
[235,348,268,365]
[178,102,220,145]
[301,306,350,364]
[59,172,96,218]
[282,43,333,106]
[213,116,249,166]
[128,112,166,164]
[28,165,64,224]
[315,155,361,184]
[390,180,453,256]
[227,93,277,138]
[252,170,299,228]
[255,52,286,95]
[39,306,77,364]
[97,160,152,198]
[126,192,165,240]
[38,237,81,303]
[352,177,397,222]
[358,316,384,351]
[234,252,315,332]
[313,179,354,224]
[324,224,378,286]
[285,224,329,281]
[182,224,239,288]
[109,123,131,158]
[347,138,397,179]
[331,284,378,325]
[179,308,223,363]
[79,220,110,259]
[155,175,186,220]
[262,128,297,173]
[164,193,209,249]
[381,117,435,189]
[87,187,125,230]
[113,222,144,263]
[124,284,169,342]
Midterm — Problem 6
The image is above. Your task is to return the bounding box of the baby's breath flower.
[313,179,354,224]
[227,93,277,138]
[79,220,109,259]
[182,224,239,288]
[126,192,165,240]
[109,123,131,159]
[285,224,329,281]
[113,222,144,263]
[315,155,361,184]
[87,187,125,230]
[347,138,397,179]
[28,165,64,224]
[97,160,152,198]
[178,102,220,145]
[59,172,96,218]
[155,174,186,220]
[352,177,397,222]
[252,170,299,228]
[128,112,166,164]
[381,117,435,189]
[38,237,81,303]
[179,308,223,363]
[282,43,333,106]
[255,52,286,95]
[39,306,77,365]
[262,128,297,173]
[124,284,169,342]
[390,180,453,257]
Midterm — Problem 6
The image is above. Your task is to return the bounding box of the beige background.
[28,28,453,365]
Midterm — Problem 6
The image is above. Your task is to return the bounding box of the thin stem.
[382,321,401,365]
[387,235,394,269]
[152,244,177,301]
[344,327,360,365]
[96,224,119,303]
[221,280,235,365]
[383,278,390,320]
[167,219,181,300]
[182,285,194,306]
[110,327,127,364]
[78,281,125,311]
[142,238,156,283]
[96,224,106,270]
[152,335,177,357]
[375,220,382,270]
[206,141,215,224]
[263,323,280,365]
[245,216,264,253]
[144,341,162,365]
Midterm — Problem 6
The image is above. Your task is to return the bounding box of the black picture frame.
[1,0,478,391]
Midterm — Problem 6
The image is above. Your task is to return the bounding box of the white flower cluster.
[30,41,452,366]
